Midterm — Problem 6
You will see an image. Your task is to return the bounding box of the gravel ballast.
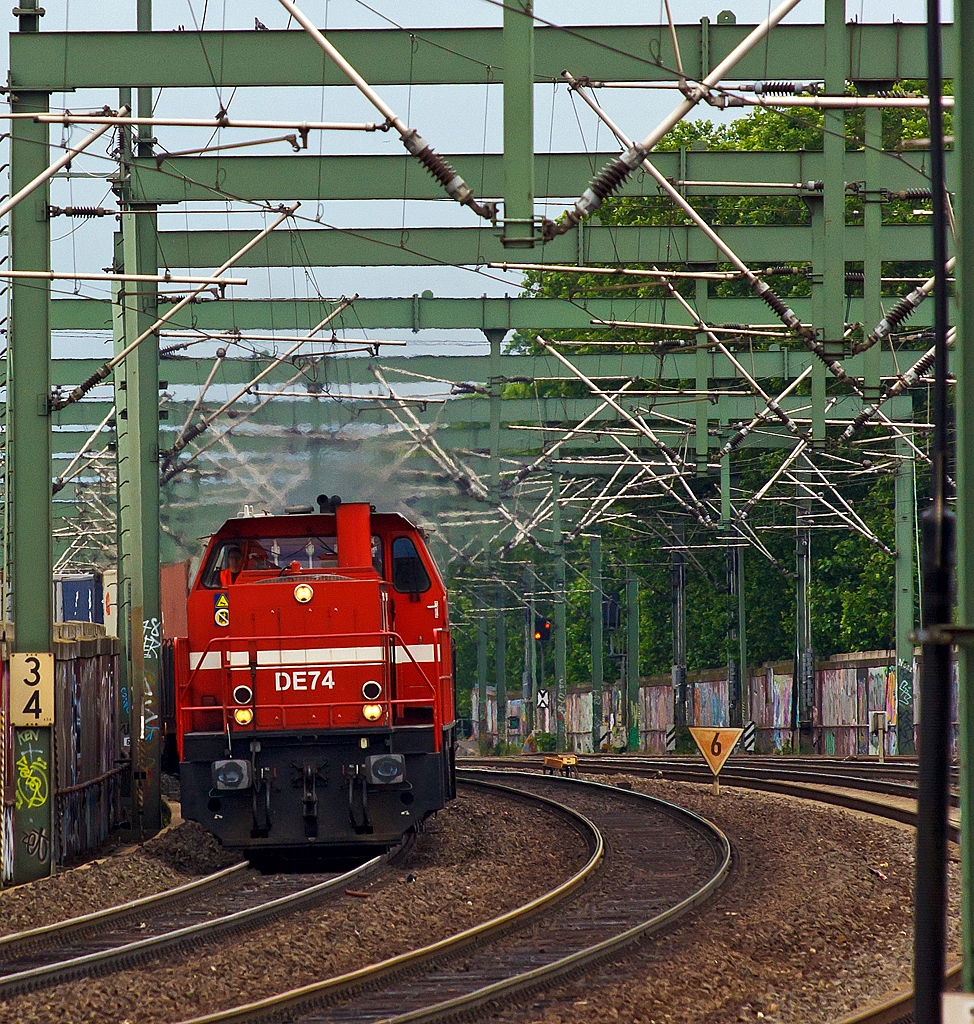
[0,818,239,938]
[0,786,586,1024]
[483,774,961,1024]
[0,774,957,1024]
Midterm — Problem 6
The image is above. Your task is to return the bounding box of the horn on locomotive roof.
[316,494,343,514]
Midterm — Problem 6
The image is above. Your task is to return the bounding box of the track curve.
[0,854,392,997]
[460,753,957,1024]
[172,771,730,1024]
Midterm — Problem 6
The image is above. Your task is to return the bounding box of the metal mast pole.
[737,548,749,727]
[626,570,640,751]
[8,0,54,884]
[552,473,567,750]
[955,0,974,991]
[727,547,742,728]
[795,495,814,754]
[914,2,954,1019]
[671,526,688,739]
[118,0,162,833]
[501,0,535,248]
[895,434,916,754]
[477,595,488,749]
[495,580,507,750]
[589,535,603,752]
[525,566,536,736]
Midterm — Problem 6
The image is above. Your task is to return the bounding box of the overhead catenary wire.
[853,257,956,355]
[160,364,312,484]
[591,319,798,338]
[542,0,804,241]
[276,0,497,222]
[161,330,406,347]
[651,268,812,446]
[23,113,384,132]
[563,73,864,396]
[51,204,299,410]
[11,8,929,573]
[0,271,246,285]
[160,297,354,469]
[52,406,115,494]
[0,105,130,221]
[502,380,637,492]
[536,335,713,526]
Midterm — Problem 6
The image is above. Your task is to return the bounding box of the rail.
[171,772,730,1024]
[0,863,247,961]
[463,754,960,1024]
[0,851,390,997]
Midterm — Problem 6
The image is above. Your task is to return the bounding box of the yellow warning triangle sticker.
[689,727,743,776]
[215,594,229,608]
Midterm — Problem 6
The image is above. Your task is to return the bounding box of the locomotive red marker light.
[362,680,382,700]
[232,684,253,704]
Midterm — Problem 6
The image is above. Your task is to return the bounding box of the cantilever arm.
[276,0,496,222]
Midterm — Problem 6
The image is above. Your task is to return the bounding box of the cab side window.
[202,540,243,588]
[371,535,383,574]
[392,537,431,594]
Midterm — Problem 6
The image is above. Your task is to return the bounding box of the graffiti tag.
[143,617,161,661]
[15,753,49,810]
[142,670,159,743]
[21,827,49,862]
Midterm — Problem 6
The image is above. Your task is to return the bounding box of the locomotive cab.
[174,502,456,853]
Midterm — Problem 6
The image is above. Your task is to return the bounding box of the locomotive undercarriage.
[179,724,455,851]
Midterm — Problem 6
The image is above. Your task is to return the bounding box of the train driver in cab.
[220,545,244,586]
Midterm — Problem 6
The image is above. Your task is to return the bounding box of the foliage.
[450,93,934,701]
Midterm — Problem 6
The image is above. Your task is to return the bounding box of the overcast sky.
[2,0,949,363]
[2,0,950,33]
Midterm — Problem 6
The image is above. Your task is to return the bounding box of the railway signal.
[533,616,552,645]
[688,727,743,795]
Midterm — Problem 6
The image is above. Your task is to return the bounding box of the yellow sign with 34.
[10,653,55,726]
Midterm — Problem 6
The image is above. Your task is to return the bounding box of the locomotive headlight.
[233,707,254,725]
[364,754,405,785]
[362,703,383,721]
[293,584,314,603]
[212,759,253,790]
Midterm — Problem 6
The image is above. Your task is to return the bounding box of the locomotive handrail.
[179,628,442,736]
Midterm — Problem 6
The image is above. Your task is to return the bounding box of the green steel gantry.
[0,3,955,936]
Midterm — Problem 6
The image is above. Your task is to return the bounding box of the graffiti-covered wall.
[2,628,122,884]
[476,649,920,755]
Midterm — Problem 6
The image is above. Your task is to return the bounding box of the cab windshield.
[201,535,338,588]
[201,534,384,587]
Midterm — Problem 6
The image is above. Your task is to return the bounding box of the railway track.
[0,852,392,997]
[172,771,731,1024]
[462,755,960,834]
[462,753,958,1024]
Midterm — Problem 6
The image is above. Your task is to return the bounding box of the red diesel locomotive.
[172,497,457,852]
